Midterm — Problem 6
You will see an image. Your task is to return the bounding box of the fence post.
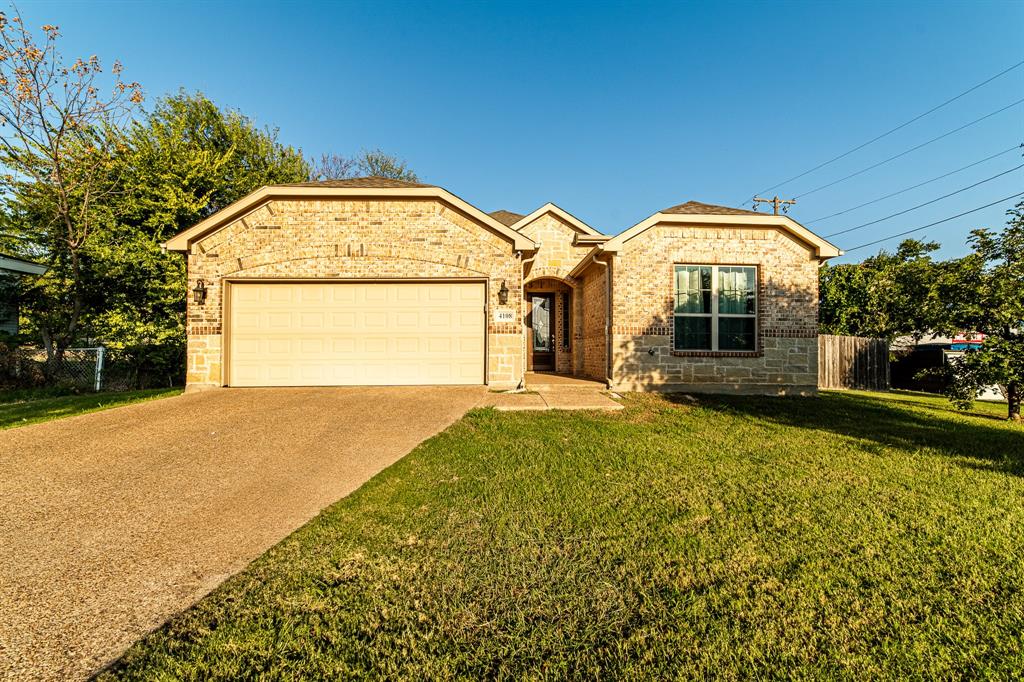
[94,345,105,392]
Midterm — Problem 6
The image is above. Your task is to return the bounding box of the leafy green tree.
[115,91,310,237]
[819,239,940,341]
[932,202,1024,421]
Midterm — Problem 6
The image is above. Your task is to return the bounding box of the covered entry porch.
[524,276,580,377]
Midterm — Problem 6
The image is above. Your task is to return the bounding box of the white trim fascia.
[164,186,537,252]
[567,246,607,279]
[573,234,610,246]
[603,212,842,259]
[0,254,47,275]
[509,202,603,236]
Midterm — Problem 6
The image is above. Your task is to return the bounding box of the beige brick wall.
[185,197,524,389]
[519,214,595,283]
[609,223,820,394]
[577,259,610,382]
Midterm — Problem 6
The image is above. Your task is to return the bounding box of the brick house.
[165,177,840,394]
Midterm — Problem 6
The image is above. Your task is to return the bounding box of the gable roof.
[661,200,763,217]
[0,252,48,276]
[509,202,603,236]
[164,178,536,252]
[603,202,841,259]
[489,210,526,227]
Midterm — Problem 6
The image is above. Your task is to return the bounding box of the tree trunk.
[40,328,59,380]
[1008,382,1021,421]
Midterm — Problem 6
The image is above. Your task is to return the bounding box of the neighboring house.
[165,177,840,394]
[891,332,1004,400]
[0,253,47,335]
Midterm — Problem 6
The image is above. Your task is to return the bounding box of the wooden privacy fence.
[818,334,890,390]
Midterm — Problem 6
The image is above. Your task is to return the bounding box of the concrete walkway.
[485,373,624,411]
[0,386,485,681]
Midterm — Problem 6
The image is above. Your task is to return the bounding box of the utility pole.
[753,195,796,215]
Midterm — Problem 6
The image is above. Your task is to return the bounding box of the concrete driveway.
[0,386,486,681]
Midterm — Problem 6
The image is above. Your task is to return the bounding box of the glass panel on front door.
[530,294,555,371]
[532,296,553,351]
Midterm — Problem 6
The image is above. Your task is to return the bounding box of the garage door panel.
[269,287,293,303]
[364,311,389,328]
[267,312,292,328]
[229,282,485,386]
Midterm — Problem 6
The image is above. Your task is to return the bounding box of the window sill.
[670,350,764,358]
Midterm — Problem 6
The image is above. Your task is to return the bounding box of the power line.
[824,162,1024,238]
[843,191,1024,252]
[807,143,1024,223]
[743,58,1024,202]
[793,96,1024,200]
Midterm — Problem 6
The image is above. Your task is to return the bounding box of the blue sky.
[20,0,1024,263]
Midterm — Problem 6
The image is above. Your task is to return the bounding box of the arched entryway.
[524,276,578,375]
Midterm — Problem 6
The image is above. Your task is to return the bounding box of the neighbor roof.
[164,178,536,252]
[661,201,764,217]
[489,210,526,227]
[0,252,48,276]
[280,176,433,189]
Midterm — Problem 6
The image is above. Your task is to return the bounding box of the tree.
[115,90,310,237]
[931,202,1024,421]
[87,91,310,386]
[311,152,355,181]
[819,239,940,341]
[309,148,418,182]
[0,10,143,373]
[356,148,418,181]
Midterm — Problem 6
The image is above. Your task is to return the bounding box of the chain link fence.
[0,345,131,391]
[1,340,181,392]
[53,347,106,391]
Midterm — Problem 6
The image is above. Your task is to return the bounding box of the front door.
[529,293,555,371]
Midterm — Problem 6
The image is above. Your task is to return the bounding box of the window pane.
[675,266,711,314]
[719,266,756,315]
[674,316,712,350]
[531,296,552,351]
[719,317,756,351]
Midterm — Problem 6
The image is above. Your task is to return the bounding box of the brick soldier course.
[166,179,840,395]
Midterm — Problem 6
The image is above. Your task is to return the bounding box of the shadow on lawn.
[674,391,1024,476]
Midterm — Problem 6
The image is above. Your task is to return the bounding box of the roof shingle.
[279,176,433,189]
[488,210,525,227]
[661,201,764,217]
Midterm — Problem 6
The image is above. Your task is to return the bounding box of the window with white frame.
[673,265,757,351]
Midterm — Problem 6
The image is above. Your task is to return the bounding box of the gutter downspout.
[590,252,613,389]
[518,247,539,390]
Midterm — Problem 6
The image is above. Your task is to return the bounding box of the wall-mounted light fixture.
[497,280,509,305]
[192,279,208,306]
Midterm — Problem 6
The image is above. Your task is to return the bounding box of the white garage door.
[228,282,485,387]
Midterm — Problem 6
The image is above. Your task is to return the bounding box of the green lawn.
[104,390,1023,680]
[0,387,182,429]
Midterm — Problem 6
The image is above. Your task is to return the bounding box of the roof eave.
[164,186,536,252]
[509,202,603,237]
[567,246,611,279]
[603,212,841,259]
[0,254,48,275]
